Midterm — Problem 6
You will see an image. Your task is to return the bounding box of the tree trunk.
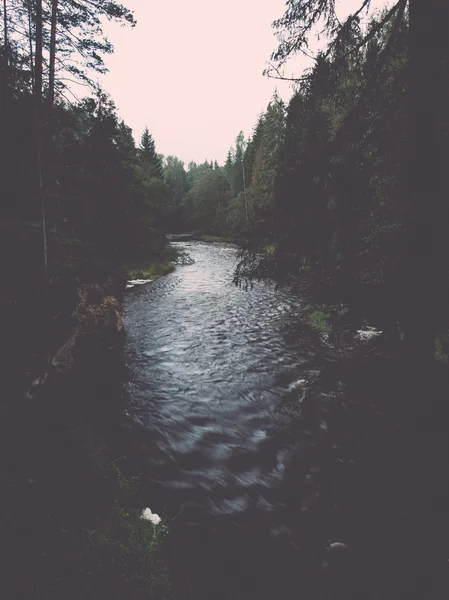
[1,0,8,116]
[33,0,48,280]
[404,1,449,368]
[36,117,48,281]
[48,0,58,111]
[27,0,35,90]
[2,0,7,69]
[34,0,43,104]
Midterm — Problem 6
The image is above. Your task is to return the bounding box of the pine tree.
[139,126,163,180]
[266,0,449,366]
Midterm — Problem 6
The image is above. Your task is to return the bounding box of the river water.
[123,241,447,600]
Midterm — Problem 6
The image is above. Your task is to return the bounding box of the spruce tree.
[139,126,163,180]
[266,0,449,366]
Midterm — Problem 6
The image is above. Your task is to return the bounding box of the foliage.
[164,156,189,206]
[305,310,331,336]
[435,331,449,364]
[1,0,135,99]
[84,507,173,598]
[229,6,447,362]
[257,0,449,366]
[163,92,287,240]
[199,234,233,243]
[211,2,447,365]
[1,9,175,596]
[75,427,173,598]
[0,79,170,291]
[182,165,230,232]
[124,259,176,281]
[0,365,174,600]
[140,127,164,180]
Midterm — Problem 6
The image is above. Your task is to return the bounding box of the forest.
[1,1,448,599]
[165,2,448,369]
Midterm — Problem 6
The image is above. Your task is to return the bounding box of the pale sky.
[98,0,389,165]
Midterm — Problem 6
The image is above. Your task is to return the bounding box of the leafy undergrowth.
[199,234,235,243]
[125,260,175,280]
[124,247,178,280]
[304,309,332,337]
[0,329,173,599]
[435,329,449,364]
[72,427,174,599]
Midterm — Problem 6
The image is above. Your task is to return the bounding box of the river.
[123,241,447,600]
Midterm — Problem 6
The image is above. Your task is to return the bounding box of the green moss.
[123,246,178,281]
[299,258,311,273]
[199,234,234,243]
[435,330,449,364]
[262,243,277,256]
[125,261,175,280]
[305,310,332,336]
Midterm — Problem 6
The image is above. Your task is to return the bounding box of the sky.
[97,0,389,165]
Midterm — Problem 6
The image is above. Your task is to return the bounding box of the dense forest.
[1,0,448,599]
[3,0,447,368]
[163,3,449,371]
[1,1,176,598]
[1,1,172,289]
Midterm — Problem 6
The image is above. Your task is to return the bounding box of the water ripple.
[124,241,312,522]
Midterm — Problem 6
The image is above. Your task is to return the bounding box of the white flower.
[141,507,161,525]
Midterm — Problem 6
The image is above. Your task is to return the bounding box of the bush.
[305,310,332,336]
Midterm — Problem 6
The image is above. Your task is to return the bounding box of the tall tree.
[404,0,449,366]
[139,126,163,180]
[5,0,135,105]
[34,0,42,104]
[48,0,58,111]
[1,0,9,111]
[164,155,188,206]
[184,167,230,231]
[263,0,449,365]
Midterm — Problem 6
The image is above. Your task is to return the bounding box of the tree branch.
[268,1,404,82]
[264,60,312,82]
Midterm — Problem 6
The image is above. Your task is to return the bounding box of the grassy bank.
[198,234,235,243]
[123,246,178,281]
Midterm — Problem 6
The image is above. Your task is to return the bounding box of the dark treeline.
[0,2,174,598]
[167,2,449,369]
[1,0,172,299]
[2,3,447,369]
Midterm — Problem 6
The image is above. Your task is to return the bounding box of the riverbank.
[166,232,237,244]
[198,234,235,243]
[123,246,178,282]
[1,258,175,598]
